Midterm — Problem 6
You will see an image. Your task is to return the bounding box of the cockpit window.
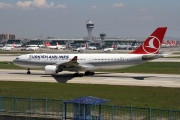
[16,57,19,60]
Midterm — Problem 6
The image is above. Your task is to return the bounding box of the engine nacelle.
[45,65,58,74]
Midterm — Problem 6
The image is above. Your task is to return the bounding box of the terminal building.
[44,20,142,49]
[0,20,143,49]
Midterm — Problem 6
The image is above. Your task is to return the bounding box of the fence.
[0,96,179,120]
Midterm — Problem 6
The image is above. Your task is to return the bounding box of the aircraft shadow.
[8,72,46,76]
[92,74,155,80]
[8,72,155,81]
[51,74,74,83]
[8,72,74,83]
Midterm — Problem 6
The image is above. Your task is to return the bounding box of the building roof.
[64,96,110,105]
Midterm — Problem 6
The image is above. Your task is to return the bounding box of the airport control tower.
[100,33,106,40]
[86,20,94,41]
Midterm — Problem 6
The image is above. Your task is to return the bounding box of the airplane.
[170,40,177,47]
[44,42,57,49]
[0,42,16,51]
[161,40,177,47]
[74,43,87,52]
[103,42,115,52]
[45,42,66,50]
[13,27,167,77]
[56,42,66,50]
[88,46,97,50]
[161,40,170,48]
[116,43,132,50]
[25,46,39,51]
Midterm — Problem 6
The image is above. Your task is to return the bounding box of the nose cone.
[13,59,19,65]
[13,57,26,68]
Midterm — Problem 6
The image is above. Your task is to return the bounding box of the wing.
[55,56,96,71]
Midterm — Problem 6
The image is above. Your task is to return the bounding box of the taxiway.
[0,69,179,88]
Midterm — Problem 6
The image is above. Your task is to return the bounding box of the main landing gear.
[27,68,31,74]
[73,71,95,77]
[84,71,94,76]
[73,73,84,77]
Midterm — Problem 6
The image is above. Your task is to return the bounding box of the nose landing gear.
[27,68,31,74]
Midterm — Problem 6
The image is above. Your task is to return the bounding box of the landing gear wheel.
[84,71,95,76]
[84,71,90,76]
[79,73,84,77]
[27,68,31,74]
[27,71,31,74]
[90,72,94,75]
[73,73,84,77]
[73,73,78,77]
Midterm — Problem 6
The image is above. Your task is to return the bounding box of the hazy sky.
[0,0,180,39]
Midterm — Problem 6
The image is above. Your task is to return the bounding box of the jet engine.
[45,65,58,74]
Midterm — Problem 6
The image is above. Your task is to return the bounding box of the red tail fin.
[131,27,167,54]
[12,42,16,48]
[111,42,115,48]
[44,42,50,47]
[56,42,59,45]
[47,42,51,46]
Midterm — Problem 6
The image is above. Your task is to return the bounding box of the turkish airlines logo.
[142,36,160,54]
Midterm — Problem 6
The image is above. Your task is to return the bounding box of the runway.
[0,69,179,88]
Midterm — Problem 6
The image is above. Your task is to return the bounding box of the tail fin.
[111,42,115,48]
[84,43,86,48]
[44,42,50,47]
[131,27,167,54]
[12,42,16,48]
[56,42,59,45]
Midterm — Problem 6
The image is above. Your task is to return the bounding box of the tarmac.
[0,69,179,88]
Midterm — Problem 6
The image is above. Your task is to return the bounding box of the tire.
[27,71,31,74]
[84,71,89,76]
[90,72,94,75]
[73,73,78,77]
[79,73,84,77]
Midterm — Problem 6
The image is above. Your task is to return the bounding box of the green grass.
[0,81,179,110]
[0,62,180,74]
[0,62,24,69]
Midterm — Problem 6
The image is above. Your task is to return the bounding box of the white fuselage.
[103,48,114,52]
[46,45,65,49]
[25,46,39,51]
[13,53,146,71]
[0,46,12,51]
[46,46,57,49]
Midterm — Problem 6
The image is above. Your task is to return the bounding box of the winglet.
[131,27,167,54]
[71,56,77,62]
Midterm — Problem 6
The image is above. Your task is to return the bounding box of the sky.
[0,0,180,39]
